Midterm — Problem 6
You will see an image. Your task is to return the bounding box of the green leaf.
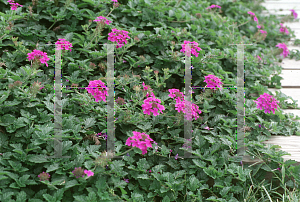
[162,195,171,202]
[84,117,96,129]
[27,155,49,163]
[192,159,206,168]
[45,163,60,173]
[189,175,200,191]
[137,174,149,179]
[65,179,80,189]
[16,191,27,202]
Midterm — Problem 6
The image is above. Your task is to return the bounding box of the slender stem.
[0,34,7,41]
[48,19,57,30]
[115,147,134,156]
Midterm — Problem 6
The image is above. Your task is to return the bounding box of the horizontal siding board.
[268,88,300,104]
[261,2,300,10]
[270,70,300,87]
[280,58,300,69]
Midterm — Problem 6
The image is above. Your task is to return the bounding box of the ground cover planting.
[1,0,300,201]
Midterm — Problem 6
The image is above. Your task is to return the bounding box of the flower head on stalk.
[203,74,223,90]
[38,172,50,181]
[276,43,290,58]
[141,95,165,116]
[7,0,23,10]
[180,40,202,57]
[108,28,130,49]
[279,23,289,35]
[290,9,298,19]
[253,93,280,114]
[86,80,108,102]
[55,39,73,52]
[27,49,50,67]
[125,131,154,155]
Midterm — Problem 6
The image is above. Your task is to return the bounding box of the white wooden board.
[268,88,300,104]
[274,70,300,86]
[261,2,300,10]
[280,58,300,69]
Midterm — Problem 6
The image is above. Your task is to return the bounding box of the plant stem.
[115,147,134,156]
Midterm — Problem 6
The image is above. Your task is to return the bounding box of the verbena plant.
[0,0,300,201]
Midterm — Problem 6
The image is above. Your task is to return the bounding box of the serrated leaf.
[65,179,80,189]
[27,155,48,163]
[84,117,96,129]
[137,174,150,179]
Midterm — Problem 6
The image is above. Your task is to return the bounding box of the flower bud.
[139,55,146,62]
[154,70,159,76]
[134,36,140,42]
[89,62,96,69]
[72,167,85,178]
[116,97,125,105]
[196,13,202,18]
[14,81,22,87]
[8,83,14,90]
[38,172,50,181]
[133,85,141,92]
[171,41,176,46]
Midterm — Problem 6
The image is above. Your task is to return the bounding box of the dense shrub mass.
[1,0,300,201]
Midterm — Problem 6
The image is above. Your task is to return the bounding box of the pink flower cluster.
[206,4,221,9]
[168,89,202,121]
[125,131,155,155]
[7,0,23,11]
[203,74,223,90]
[248,11,258,24]
[55,39,73,52]
[72,167,94,178]
[257,55,262,61]
[94,16,112,25]
[180,40,202,57]
[279,23,289,35]
[111,0,118,2]
[253,93,279,114]
[27,49,51,67]
[175,99,202,121]
[108,28,130,49]
[85,80,109,102]
[276,43,290,58]
[290,9,298,19]
[259,30,267,35]
[141,93,165,116]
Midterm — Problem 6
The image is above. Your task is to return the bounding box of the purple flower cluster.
[203,74,224,90]
[253,93,280,114]
[280,23,289,35]
[125,131,155,155]
[290,9,298,19]
[72,167,94,178]
[27,49,51,67]
[180,40,202,57]
[85,80,108,102]
[108,28,130,49]
[55,39,73,52]
[206,4,221,9]
[94,16,112,25]
[276,43,290,58]
[7,0,23,10]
